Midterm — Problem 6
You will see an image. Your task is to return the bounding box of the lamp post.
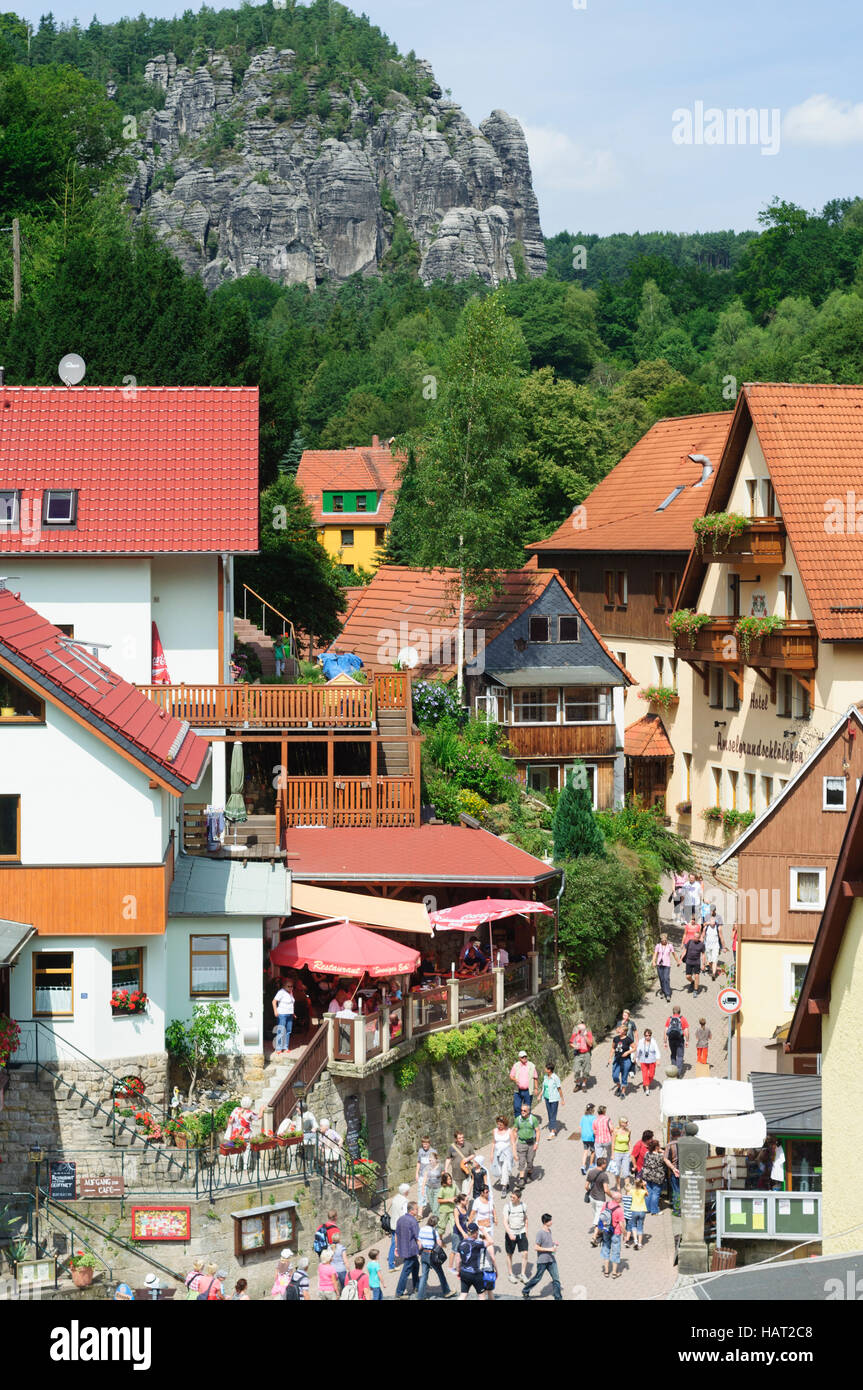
[293,1080,309,1187]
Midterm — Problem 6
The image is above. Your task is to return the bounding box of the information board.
[48,1160,77,1202]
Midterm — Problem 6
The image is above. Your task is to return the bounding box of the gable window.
[190,935,230,996]
[746,479,758,517]
[762,479,776,518]
[355,495,367,512]
[42,489,77,527]
[0,794,20,860]
[112,947,144,1009]
[529,615,550,643]
[789,867,826,912]
[782,575,793,619]
[0,672,45,721]
[332,495,344,513]
[823,776,847,811]
[0,489,20,529]
[563,686,610,723]
[33,951,74,1017]
[557,614,579,643]
[340,530,354,548]
[512,688,558,723]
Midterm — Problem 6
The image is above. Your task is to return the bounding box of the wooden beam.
[727,666,744,695]
[326,734,334,830]
[808,995,829,1015]
[841,879,863,897]
[798,673,816,704]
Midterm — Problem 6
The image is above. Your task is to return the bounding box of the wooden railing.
[270,1022,329,1134]
[137,682,375,727]
[705,518,786,564]
[373,672,408,709]
[410,986,449,1034]
[673,618,817,670]
[280,775,417,828]
[505,722,617,759]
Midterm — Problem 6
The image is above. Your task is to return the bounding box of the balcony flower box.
[638,685,679,710]
[219,1139,246,1156]
[667,610,714,648]
[692,511,750,555]
[111,990,148,1016]
[675,801,692,816]
[249,1134,278,1152]
[277,1131,303,1148]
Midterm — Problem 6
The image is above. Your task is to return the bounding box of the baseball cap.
[466,1221,479,1233]
[518,1050,527,1058]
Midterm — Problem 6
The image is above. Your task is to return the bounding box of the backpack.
[283,1274,303,1302]
[379,1211,393,1236]
[597,1202,619,1234]
[429,1242,447,1270]
[666,1015,684,1043]
[196,1277,219,1301]
[313,1222,337,1255]
[340,1274,359,1301]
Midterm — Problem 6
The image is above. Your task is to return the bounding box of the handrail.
[13,1020,172,1129]
[269,1022,329,1133]
[242,583,297,657]
[37,1192,113,1279]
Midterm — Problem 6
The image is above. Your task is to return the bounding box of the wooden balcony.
[505,721,617,760]
[136,673,409,730]
[701,518,786,564]
[278,775,419,829]
[674,618,818,673]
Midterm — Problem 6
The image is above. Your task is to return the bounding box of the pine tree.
[277,428,306,476]
[552,763,605,860]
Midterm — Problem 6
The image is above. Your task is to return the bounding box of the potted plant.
[277,1126,303,1148]
[219,1135,246,1156]
[638,685,679,710]
[248,1130,279,1152]
[667,609,714,649]
[692,511,749,554]
[734,614,784,661]
[348,1156,380,1207]
[110,989,148,1015]
[113,1074,145,1102]
[164,1117,188,1148]
[69,1250,97,1289]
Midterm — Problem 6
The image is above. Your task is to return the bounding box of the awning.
[270,920,420,978]
[689,1112,767,1149]
[0,919,35,966]
[291,883,431,936]
[660,1078,755,1121]
[431,899,553,931]
[488,666,625,687]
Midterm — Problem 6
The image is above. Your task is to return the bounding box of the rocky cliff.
[127,48,545,290]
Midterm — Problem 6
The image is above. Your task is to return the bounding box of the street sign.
[718,986,742,1014]
[80,1176,124,1199]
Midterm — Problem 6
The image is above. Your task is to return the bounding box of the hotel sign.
[715,731,823,767]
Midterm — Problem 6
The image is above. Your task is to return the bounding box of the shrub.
[457,789,490,821]
[596,798,693,874]
[558,848,657,978]
[552,765,605,859]
[425,773,462,824]
[412,680,461,729]
[165,1003,239,1103]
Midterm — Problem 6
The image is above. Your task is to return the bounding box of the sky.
[16,0,863,237]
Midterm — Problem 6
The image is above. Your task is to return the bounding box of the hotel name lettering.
[715,729,823,766]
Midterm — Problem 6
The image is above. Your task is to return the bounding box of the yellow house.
[789,780,863,1254]
[295,436,404,574]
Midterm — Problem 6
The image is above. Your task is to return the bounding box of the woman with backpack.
[194,1263,222,1301]
[597,1188,626,1279]
[642,1140,666,1215]
[416,1214,453,1300]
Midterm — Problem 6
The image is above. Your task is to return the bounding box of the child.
[580,1103,596,1174]
[696,1018,712,1067]
[416,1134,433,1209]
[593,1104,612,1163]
[367,1248,384,1301]
[621,1176,634,1246]
[629,1178,647,1249]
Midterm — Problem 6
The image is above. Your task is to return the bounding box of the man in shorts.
[512,1103,541,1183]
[455,1221,496,1300]
[502,1185,529,1285]
[446,1129,471,1181]
[569,1021,594,1092]
[585,1157,611,1245]
[703,909,726,981]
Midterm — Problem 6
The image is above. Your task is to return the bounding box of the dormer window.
[332,495,344,513]
[0,490,19,528]
[42,489,77,527]
[356,495,367,512]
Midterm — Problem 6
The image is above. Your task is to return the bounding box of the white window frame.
[789,867,826,913]
[475,685,506,723]
[525,764,558,794]
[562,686,611,725]
[557,614,580,643]
[823,776,847,811]
[42,489,77,527]
[564,762,598,809]
[511,687,559,725]
[783,956,810,1011]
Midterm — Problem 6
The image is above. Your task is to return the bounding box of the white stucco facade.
[165,917,264,1055]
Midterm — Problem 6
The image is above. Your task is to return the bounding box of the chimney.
[689,453,713,488]
[0,367,5,387]
[372,435,380,448]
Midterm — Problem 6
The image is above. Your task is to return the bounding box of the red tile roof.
[296,441,405,526]
[624,712,674,758]
[527,412,732,554]
[0,588,208,791]
[288,825,557,884]
[0,386,259,554]
[326,564,632,682]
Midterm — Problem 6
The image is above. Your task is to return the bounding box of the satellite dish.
[397,647,420,669]
[58,354,86,387]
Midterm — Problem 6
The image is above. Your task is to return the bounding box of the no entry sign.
[718,986,742,1014]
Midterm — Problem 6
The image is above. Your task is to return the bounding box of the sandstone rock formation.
[127,47,545,289]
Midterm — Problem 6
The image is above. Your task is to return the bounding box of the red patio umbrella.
[269,920,420,978]
[430,898,554,967]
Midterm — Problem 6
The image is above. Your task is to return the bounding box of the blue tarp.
[319,652,364,680]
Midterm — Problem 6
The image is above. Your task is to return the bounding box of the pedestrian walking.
[446,1129,471,1181]
[490,1114,516,1192]
[621,1176,634,1245]
[455,1221,495,1300]
[608,1025,634,1097]
[317,1249,340,1301]
[630,1129,653,1176]
[509,1050,539,1117]
[437,1172,456,1237]
[642,1140,665,1214]
[387,1183,410,1271]
[542,1061,564,1137]
[521,1213,562,1300]
[580,1102,596,1173]
[683,872,702,921]
[671,870,687,923]
[642,1140,666,1215]
[683,934,706,995]
[585,1156,611,1243]
[367,1248,384,1301]
[416,1135,433,1210]
[608,1116,632,1179]
[416,1214,453,1300]
[425,1149,443,1216]
[653,934,681,1002]
[341,1255,371,1301]
[704,912,726,980]
[682,912,704,948]
[271,976,295,1056]
[665,1006,689,1076]
[695,1017,712,1067]
[512,1103,541,1183]
[273,634,286,679]
[330,1236,348,1292]
[628,1178,647,1249]
[598,1189,626,1279]
[593,1104,611,1162]
[394,1201,420,1298]
[449,1193,469,1271]
[664,1129,682,1216]
[616,1009,639,1049]
[503,1185,530,1284]
[635,1029,661,1095]
[469,1183,495,1243]
[569,1020,595,1091]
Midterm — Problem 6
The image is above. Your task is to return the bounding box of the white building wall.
[165,917,263,1056]
[150,555,220,685]
[12,559,153,683]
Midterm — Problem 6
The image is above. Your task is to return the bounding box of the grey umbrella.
[225,740,248,824]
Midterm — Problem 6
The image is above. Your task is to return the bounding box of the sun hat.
[144,1273,159,1288]
[518,1050,527,1058]
[280,1249,294,1260]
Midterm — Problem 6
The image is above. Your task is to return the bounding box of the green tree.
[552,764,605,859]
[395,295,529,700]
[165,1001,239,1103]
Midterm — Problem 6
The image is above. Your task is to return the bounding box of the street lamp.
[293,1080,309,1187]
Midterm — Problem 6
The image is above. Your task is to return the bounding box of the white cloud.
[520,122,621,192]
[784,94,863,146]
